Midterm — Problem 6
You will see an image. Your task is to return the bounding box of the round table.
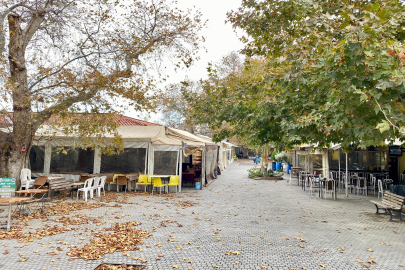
[0,197,32,231]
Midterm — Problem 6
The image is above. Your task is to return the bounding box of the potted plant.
[275,152,288,171]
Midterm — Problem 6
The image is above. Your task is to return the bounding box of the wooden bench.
[371,192,405,222]
[47,177,75,199]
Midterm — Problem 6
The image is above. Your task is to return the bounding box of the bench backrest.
[383,192,405,208]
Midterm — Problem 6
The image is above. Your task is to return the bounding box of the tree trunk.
[2,15,36,188]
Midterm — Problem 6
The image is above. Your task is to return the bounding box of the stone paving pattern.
[0,162,404,270]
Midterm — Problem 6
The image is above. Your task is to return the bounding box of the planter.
[250,176,284,180]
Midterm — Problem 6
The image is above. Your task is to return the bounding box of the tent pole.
[202,148,206,186]
[345,152,348,197]
[178,149,182,193]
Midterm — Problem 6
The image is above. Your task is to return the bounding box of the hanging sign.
[0,178,16,197]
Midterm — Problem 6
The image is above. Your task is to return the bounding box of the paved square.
[0,162,404,270]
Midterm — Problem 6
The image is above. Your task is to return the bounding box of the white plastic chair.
[90,177,100,198]
[77,178,93,202]
[378,179,383,199]
[20,168,35,190]
[309,177,320,198]
[370,176,376,195]
[356,178,367,196]
[98,176,107,197]
[322,179,334,199]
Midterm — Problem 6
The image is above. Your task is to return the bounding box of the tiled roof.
[0,113,159,127]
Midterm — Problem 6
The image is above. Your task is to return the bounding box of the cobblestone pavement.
[0,162,405,270]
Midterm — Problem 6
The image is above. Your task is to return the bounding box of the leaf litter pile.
[67,221,152,260]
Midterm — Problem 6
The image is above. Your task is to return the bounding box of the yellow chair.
[135,175,149,192]
[167,175,179,193]
[152,177,167,195]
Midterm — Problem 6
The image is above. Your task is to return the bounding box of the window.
[50,147,94,174]
[29,146,45,173]
[101,148,146,174]
[154,151,177,175]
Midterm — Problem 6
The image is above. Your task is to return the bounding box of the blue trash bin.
[287,164,292,174]
[195,182,201,190]
[276,162,282,171]
[272,162,276,171]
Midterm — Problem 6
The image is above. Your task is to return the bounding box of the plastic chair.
[116,176,127,192]
[98,176,107,197]
[77,178,93,202]
[322,179,334,199]
[20,168,34,190]
[152,177,167,195]
[356,178,367,196]
[378,179,383,199]
[105,174,114,191]
[135,175,149,192]
[369,176,377,195]
[309,177,320,198]
[167,175,180,193]
[90,177,100,198]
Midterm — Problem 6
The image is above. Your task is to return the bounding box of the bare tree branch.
[21,0,54,50]
[0,2,36,54]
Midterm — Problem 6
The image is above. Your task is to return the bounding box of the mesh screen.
[101,148,146,174]
[153,151,177,175]
[205,146,218,183]
[29,146,45,173]
[50,147,94,174]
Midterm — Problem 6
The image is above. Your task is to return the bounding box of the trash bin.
[272,162,276,171]
[195,182,201,190]
[287,164,292,174]
[276,162,282,171]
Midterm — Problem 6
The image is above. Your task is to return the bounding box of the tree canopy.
[0,0,205,179]
[188,0,405,150]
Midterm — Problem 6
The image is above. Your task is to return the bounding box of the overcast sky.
[166,0,244,82]
[128,0,245,120]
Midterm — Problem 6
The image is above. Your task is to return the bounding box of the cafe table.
[0,197,32,231]
[15,189,49,214]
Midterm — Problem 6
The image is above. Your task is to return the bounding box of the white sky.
[127,0,244,120]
